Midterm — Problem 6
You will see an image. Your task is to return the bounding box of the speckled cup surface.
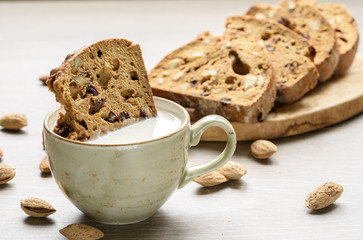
[44,97,236,225]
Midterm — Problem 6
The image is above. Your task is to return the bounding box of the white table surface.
[0,0,363,239]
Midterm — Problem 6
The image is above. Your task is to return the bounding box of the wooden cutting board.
[200,55,363,141]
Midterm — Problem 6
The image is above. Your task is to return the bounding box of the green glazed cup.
[44,97,236,225]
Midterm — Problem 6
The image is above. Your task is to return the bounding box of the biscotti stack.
[317,3,359,76]
[47,39,157,141]
[225,16,319,104]
[149,0,358,123]
[247,0,358,78]
[150,32,276,123]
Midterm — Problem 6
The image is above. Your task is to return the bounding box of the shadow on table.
[195,179,247,195]
[24,216,55,226]
[0,129,27,135]
[40,172,52,178]
[0,183,14,191]
[307,204,338,215]
[75,210,187,239]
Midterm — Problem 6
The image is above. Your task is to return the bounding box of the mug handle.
[178,115,237,188]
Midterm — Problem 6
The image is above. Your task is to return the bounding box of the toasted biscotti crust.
[318,3,359,76]
[47,38,157,141]
[149,32,276,123]
[247,0,339,82]
[225,16,319,104]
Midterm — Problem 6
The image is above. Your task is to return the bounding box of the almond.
[39,156,51,173]
[193,161,247,187]
[305,182,344,210]
[60,223,104,240]
[20,197,56,218]
[250,140,277,159]
[0,163,16,184]
[0,113,28,130]
[39,74,50,84]
[193,171,228,187]
[216,161,247,180]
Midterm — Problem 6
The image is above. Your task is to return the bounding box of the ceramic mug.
[44,97,236,225]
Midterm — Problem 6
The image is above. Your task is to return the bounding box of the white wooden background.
[0,0,362,239]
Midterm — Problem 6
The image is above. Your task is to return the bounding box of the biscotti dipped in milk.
[149,32,276,123]
[47,39,157,141]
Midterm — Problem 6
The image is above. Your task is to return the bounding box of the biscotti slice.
[47,38,157,141]
[318,4,359,76]
[246,0,339,82]
[149,32,276,123]
[225,16,319,104]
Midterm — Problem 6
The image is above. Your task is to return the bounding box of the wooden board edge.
[199,55,363,142]
[200,96,363,141]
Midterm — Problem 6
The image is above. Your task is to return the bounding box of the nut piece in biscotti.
[47,39,157,141]
[149,32,276,123]
[246,0,339,82]
[305,182,344,210]
[225,16,319,104]
[246,4,278,21]
[318,4,359,76]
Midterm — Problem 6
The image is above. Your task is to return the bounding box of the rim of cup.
[43,97,190,147]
